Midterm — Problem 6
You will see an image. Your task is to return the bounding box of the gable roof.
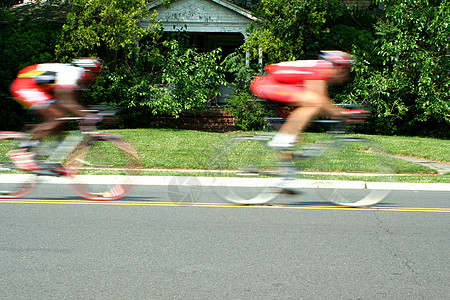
[147,0,258,22]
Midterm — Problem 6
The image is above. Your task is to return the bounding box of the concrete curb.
[3,174,449,192]
[29,175,450,192]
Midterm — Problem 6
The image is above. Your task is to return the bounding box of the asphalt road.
[1,182,449,299]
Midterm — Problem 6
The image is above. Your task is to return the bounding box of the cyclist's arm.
[52,66,89,118]
[53,86,88,118]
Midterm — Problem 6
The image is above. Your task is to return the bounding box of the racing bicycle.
[207,104,399,207]
[0,106,142,201]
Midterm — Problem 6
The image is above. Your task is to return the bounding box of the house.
[143,0,260,64]
[142,0,263,105]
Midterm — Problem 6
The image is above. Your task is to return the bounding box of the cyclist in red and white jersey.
[9,58,102,173]
[250,50,358,149]
[10,57,102,148]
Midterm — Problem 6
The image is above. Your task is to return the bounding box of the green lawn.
[367,135,450,163]
[103,128,449,183]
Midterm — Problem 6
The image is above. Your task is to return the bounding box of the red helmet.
[320,51,355,69]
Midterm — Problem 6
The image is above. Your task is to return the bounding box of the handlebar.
[81,105,118,117]
[54,105,119,130]
[264,101,370,133]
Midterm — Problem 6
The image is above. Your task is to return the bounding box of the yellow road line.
[1,199,449,213]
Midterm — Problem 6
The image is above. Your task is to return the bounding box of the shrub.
[85,40,226,126]
[225,90,275,131]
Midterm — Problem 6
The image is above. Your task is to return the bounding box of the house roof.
[145,0,259,35]
[147,0,258,22]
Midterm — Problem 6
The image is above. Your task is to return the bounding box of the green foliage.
[349,0,450,137]
[234,0,449,137]
[86,40,226,122]
[244,0,345,63]
[0,17,59,81]
[3,0,448,138]
[1,0,21,8]
[55,0,160,64]
[0,12,60,130]
[225,90,274,131]
[221,46,258,89]
[221,48,270,131]
[55,1,227,120]
[149,40,226,115]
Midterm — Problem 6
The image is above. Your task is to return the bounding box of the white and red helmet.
[72,57,103,83]
[320,51,355,69]
[72,57,102,72]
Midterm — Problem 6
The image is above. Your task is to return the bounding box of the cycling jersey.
[265,60,332,84]
[250,60,333,103]
[10,64,85,109]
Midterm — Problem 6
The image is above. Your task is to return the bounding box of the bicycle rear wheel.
[65,134,142,201]
[300,137,397,207]
[207,135,281,204]
[0,134,36,199]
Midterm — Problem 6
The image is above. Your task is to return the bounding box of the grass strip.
[104,128,449,183]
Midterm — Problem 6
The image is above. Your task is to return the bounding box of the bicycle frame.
[208,105,396,206]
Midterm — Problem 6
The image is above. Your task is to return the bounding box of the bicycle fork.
[46,132,84,164]
[9,133,85,176]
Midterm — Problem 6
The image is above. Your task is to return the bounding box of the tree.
[87,39,226,122]
[244,0,345,63]
[350,0,449,137]
[55,0,162,65]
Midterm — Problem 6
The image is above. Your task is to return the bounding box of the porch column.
[241,31,250,66]
[258,47,263,69]
[245,51,250,66]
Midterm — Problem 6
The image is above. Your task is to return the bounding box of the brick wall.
[147,108,236,132]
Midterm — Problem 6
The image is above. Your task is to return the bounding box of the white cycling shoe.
[267,134,297,150]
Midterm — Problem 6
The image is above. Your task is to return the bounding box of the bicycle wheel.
[0,134,36,199]
[207,135,281,204]
[65,134,142,201]
[299,137,397,207]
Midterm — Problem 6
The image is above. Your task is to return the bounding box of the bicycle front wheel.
[207,135,281,204]
[300,137,397,207]
[0,134,36,199]
[65,134,142,201]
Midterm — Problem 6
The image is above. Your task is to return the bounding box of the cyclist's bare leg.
[278,106,320,135]
[29,103,68,141]
[270,90,345,150]
[277,91,342,136]
[29,89,89,141]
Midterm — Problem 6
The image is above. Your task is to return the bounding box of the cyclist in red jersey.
[10,58,102,148]
[250,51,357,149]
